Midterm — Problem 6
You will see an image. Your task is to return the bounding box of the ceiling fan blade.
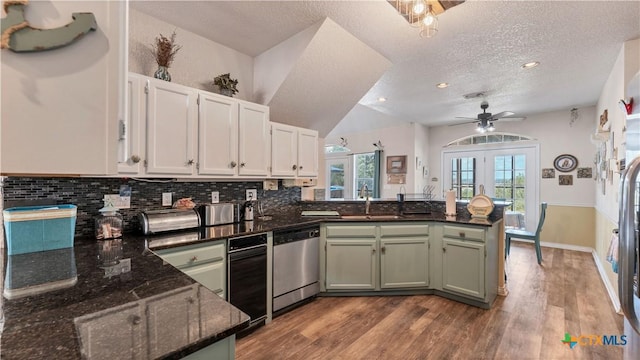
[455,116,478,120]
[491,111,515,119]
[448,120,479,126]
[497,116,526,122]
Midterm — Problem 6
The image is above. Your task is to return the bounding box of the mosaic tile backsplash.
[2,177,301,238]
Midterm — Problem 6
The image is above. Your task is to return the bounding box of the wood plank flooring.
[236,242,624,359]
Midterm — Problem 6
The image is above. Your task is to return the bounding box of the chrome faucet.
[360,184,370,215]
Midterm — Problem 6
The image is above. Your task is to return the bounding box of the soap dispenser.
[244,201,254,221]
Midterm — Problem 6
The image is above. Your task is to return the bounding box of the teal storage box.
[3,205,77,255]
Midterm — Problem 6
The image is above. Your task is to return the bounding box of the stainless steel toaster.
[138,209,201,235]
[199,203,236,226]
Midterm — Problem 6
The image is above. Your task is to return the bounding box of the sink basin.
[340,215,403,220]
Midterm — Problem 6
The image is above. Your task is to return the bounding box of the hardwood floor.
[236,242,623,359]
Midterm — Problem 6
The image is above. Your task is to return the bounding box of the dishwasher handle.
[229,245,266,260]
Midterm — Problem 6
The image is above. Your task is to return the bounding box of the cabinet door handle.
[299,165,303,170]
[442,247,446,252]
[187,159,194,165]
[130,315,141,325]
[130,155,141,164]
[459,232,466,238]
[381,246,386,254]
[240,162,246,167]
[230,161,237,168]
[187,296,195,304]
[372,247,376,254]
[292,164,297,170]
[190,256,198,262]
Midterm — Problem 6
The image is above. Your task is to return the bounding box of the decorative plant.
[213,73,239,95]
[151,30,182,68]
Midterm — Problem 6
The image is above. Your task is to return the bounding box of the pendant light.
[409,0,427,28]
[419,4,438,38]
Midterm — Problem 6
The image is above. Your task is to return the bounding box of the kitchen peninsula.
[1,200,505,359]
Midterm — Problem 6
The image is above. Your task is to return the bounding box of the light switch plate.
[246,189,257,201]
[211,191,220,203]
[162,192,172,206]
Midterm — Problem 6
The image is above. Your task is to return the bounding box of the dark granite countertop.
[1,208,502,359]
[1,236,250,360]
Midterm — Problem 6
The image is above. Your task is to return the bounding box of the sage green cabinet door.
[380,237,429,289]
[184,261,226,299]
[442,238,485,299]
[325,239,377,290]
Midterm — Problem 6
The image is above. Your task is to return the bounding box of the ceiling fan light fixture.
[412,0,426,15]
[419,4,438,38]
[487,122,495,131]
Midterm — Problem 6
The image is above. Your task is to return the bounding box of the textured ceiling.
[131,0,640,132]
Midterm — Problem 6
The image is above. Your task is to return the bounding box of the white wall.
[128,9,255,102]
[427,107,597,205]
[325,122,420,199]
[413,123,430,194]
[1,1,122,175]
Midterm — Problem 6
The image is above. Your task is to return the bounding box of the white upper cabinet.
[270,122,319,178]
[270,123,298,177]
[297,128,319,177]
[145,78,198,175]
[120,74,270,178]
[118,74,146,174]
[238,102,270,176]
[197,93,239,176]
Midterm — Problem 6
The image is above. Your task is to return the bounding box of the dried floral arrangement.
[151,30,182,67]
[213,73,239,95]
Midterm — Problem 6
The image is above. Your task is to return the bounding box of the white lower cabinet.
[323,223,429,291]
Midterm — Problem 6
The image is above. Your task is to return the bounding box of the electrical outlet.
[246,189,257,201]
[211,191,220,203]
[162,192,172,206]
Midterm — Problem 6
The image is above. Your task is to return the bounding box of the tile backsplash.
[2,177,301,238]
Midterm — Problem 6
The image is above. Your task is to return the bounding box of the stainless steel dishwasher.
[273,225,320,316]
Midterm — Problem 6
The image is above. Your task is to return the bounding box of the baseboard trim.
[510,238,592,252]
[510,239,621,313]
[591,249,622,314]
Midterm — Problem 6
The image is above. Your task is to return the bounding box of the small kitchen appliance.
[199,203,235,226]
[138,209,200,235]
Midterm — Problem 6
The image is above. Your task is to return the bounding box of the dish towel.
[606,232,619,273]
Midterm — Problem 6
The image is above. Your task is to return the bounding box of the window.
[494,155,526,212]
[354,152,376,197]
[451,157,476,200]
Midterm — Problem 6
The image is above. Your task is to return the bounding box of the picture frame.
[559,175,573,185]
[387,155,407,174]
[541,168,555,178]
[553,154,578,172]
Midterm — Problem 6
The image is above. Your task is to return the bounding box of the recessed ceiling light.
[521,61,540,69]
[378,97,387,102]
[436,82,449,89]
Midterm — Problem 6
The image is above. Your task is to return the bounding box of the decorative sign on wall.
[541,168,555,179]
[559,175,573,186]
[577,167,593,179]
[386,155,407,174]
[1,0,97,52]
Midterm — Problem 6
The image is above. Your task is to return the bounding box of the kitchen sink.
[340,215,403,220]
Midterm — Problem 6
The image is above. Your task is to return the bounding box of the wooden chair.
[505,202,547,264]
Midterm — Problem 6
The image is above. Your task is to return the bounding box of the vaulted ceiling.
[131,1,640,134]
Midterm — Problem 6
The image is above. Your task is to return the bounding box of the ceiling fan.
[452,101,525,132]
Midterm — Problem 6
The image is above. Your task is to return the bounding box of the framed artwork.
[387,155,407,174]
[577,167,592,178]
[559,175,573,185]
[554,154,578,172]
[542,168,555,178]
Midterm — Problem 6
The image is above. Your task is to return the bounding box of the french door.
[442,144,539,231]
